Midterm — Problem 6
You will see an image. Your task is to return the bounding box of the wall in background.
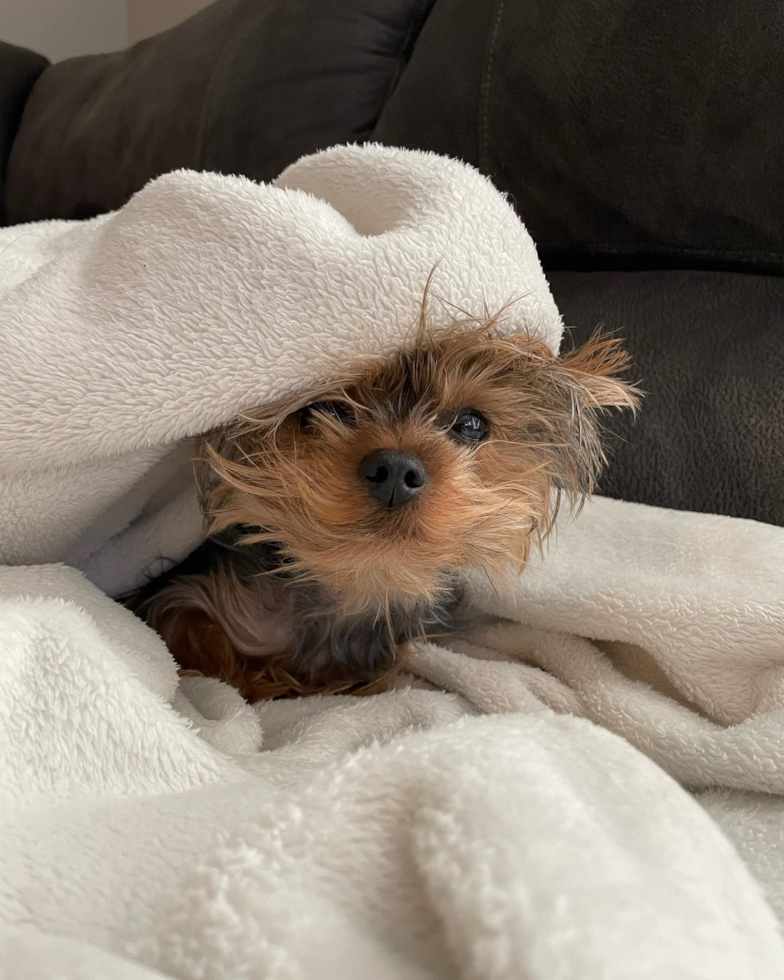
[0,0,127,61]
[0,0,215,62]
[127,0,213,43]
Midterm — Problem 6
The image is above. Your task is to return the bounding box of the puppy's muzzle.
[359,450,428,509]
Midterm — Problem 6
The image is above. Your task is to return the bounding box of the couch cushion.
[374,0,784,275]
[551,269,784,525]
[4,0,434,224]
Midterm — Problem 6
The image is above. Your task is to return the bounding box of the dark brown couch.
[3,0,782,524]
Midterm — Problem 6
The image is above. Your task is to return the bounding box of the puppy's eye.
[298,401,354,429]
[450,410,489,444]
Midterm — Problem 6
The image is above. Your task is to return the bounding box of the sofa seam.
[0,57,50,225]
[480,0,506,173]
[373,0,437,128]
[195,10,247,171]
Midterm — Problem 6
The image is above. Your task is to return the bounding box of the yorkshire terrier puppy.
[129,310,637,701]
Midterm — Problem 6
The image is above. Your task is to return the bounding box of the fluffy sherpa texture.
[0,143,561,596]
[2,498,784,979]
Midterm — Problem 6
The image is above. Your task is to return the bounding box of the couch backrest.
[6,0,784,278]
[3,0,434,224]
[374,0,784,276]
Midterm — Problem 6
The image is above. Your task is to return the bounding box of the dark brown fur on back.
[130,528,452,700]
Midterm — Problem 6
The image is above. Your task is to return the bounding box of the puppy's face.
[200,321,637,615]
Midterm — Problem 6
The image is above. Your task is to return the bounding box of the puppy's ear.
[521,330,640,501]
[555,331,640,413]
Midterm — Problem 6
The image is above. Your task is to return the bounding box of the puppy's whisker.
[459,496,518,539]
[482,566,500,598]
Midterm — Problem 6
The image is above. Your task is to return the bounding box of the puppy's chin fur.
[129,311,639,701]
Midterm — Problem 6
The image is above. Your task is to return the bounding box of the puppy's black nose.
[359,450,428,509]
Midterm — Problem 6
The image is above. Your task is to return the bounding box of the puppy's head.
[199,315,638,617]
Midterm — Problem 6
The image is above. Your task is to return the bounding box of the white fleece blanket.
[2,146,784,979]
[3,500,784,979]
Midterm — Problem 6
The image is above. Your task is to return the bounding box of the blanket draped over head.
[1,145,784,980]
[0,144,562,596]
